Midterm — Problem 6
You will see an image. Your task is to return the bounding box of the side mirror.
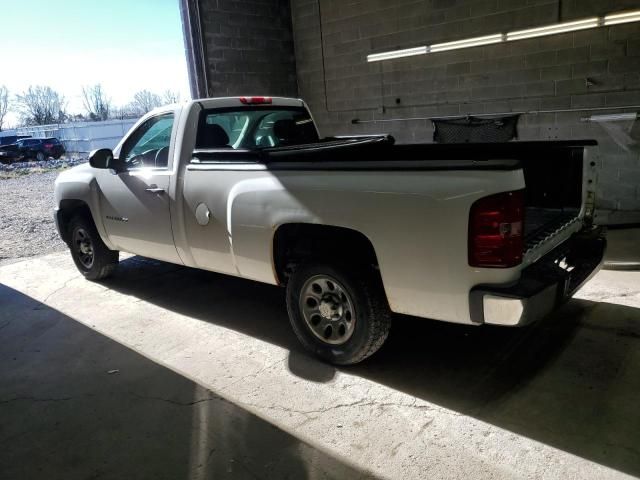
[89,148,120,171]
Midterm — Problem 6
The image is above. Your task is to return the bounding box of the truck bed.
[193,136,594,256]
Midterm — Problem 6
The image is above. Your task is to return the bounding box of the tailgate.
[520,142,596,263]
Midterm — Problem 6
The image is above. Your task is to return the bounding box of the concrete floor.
[1,252,639,479]
[0,282,363,480]
[604,228,640,269]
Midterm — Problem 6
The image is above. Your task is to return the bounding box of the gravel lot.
[0,171,67,266]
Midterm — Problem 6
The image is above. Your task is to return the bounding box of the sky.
[1,0,190,128]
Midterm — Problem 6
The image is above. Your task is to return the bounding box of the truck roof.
[145,96,307,119]
[194,96,305,109]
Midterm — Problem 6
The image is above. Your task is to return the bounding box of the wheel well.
[273,223,379,285]
[57,200,92,244]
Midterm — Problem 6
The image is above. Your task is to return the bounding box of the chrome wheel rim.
[73,228,94,269]
[299,274,356,345]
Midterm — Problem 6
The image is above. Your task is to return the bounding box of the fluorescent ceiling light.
[585,113,638,122]
[366,8,640,62]
[429,34,503,52]
[507,17,599,41]
[604,9,640,26]
[367,46,427,62]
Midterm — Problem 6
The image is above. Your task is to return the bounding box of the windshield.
[196,107,319,150]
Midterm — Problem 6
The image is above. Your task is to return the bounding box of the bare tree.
[163,89,181,104]
[82,84,111,121]
[0,85,8,131]
[131,90,162,115]
[111,104,140,120]
[15,86,66,126]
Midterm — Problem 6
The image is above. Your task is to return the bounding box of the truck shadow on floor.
[102,256,640,477]
[0,282,373,480]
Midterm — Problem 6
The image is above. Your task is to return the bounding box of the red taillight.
[239,96,272,105]
[44,143,53,148]
[469,190,524,268]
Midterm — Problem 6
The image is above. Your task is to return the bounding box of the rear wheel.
[68,215,119,280]
[286,262,391,365]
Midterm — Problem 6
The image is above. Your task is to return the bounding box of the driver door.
[95,112,182,264]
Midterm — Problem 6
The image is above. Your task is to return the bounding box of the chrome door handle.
[145,187,165,194]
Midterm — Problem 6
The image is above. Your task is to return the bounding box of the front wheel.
[286,263,392,365]
[68,215,119,280]
[36,151,46,162]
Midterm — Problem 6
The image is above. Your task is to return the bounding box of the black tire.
[286,262,391,365]
[53,154,62,160]
[36,151,46,162]
[68,215,119,280]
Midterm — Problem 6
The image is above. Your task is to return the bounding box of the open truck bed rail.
[192,137,597,170]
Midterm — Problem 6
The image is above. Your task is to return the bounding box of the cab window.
[120,114,174,168]
[196,107,318,150]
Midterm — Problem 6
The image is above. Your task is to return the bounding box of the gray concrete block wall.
[198,0,298,97]
[290,0,640,222]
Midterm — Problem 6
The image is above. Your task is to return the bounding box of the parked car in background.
[0,143,21,163]
[0,135,31,146]
[13,137,65,161]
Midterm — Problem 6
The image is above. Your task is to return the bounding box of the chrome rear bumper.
[470,227,606,326]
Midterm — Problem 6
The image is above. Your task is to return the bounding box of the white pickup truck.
[54,96,606,364]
